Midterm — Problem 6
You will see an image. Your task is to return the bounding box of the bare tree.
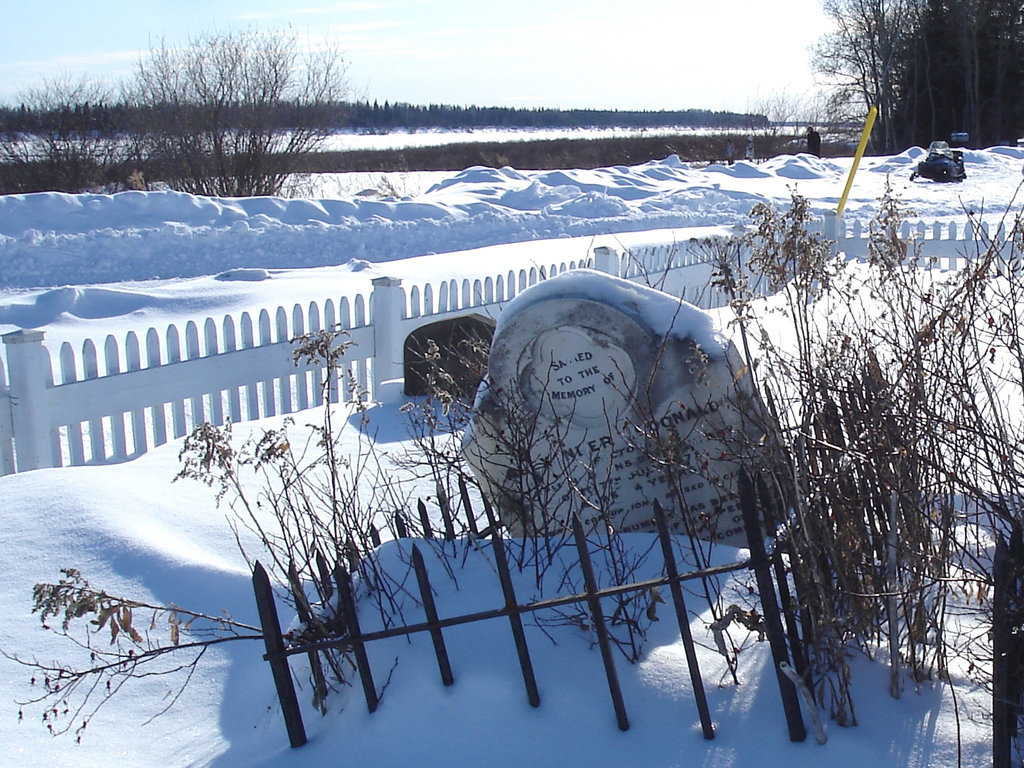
[0,74,122,193]
[815,0,920,153]
[744,88,838,156]
[125,28,348,197]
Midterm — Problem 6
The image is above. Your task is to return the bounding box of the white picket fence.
[826,212,1018,266]
[0,235,733,476]
[2,215,1009,477]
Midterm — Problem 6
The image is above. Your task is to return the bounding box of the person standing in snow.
[806,126,821,157]
[745,137,754,162]
[726,139,735,165]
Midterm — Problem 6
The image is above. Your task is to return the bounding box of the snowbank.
[3,149,1022,290]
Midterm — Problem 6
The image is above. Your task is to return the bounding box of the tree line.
[0,99,765,137]
[342,102,764,131]
[818,0,1024,152]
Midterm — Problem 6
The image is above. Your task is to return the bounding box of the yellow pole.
[836,106,878,218]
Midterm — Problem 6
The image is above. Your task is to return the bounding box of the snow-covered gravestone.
[465,270,760,544]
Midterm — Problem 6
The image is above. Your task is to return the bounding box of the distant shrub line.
[284,132,827,175]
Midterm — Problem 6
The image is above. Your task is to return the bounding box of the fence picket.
[276,307,293,414]
[291,304,309,412]
[222,316,242,423]
[338,297,352,329]
[993,521,1024,768]
[0,355,14,475]
[436,488,456,541]
[410,285,421,318]
[185,322,204,429]
[321,301,339,404]
[411,545,454,686]
[165,325,187,438]
[458,475,479,536]
[252,562,307,749]
[353,297,368,398]
[104,335,127,460]
[394,510,409,539]
[146,328,168,446]
[307,302,324,407]
[738,473,806,742]
[239,313,259,420]
[571,514,629,731]
[125,332,147,456]
[417,498,434,539]
[258,310,276,418]
[755,477,808,678]
[334,565,379,713]
[653,499,714,739]
[286,561,328,714]
[58,342,85,465]
[203,319,225,426]
[488,523,540,707]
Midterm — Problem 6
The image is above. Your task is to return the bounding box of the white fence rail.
[0,238,730,476]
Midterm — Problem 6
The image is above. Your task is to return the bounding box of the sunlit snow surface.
[2,147,1022,290]
[1,146,1022,767]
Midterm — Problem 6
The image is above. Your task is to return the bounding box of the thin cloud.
[0,48,140,74]
[237,3,391,21]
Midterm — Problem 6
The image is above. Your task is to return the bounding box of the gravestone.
[465,270,760,544]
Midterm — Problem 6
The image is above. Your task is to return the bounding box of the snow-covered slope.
[2,148,1021,290]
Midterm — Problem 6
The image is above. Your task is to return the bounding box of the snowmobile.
[910,140,966,182]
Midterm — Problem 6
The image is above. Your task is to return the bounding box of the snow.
[314,126,742,153]
[4,148,1023,291]
[2,144,1022,767]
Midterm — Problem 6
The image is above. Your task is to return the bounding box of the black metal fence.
[251,473,808,749]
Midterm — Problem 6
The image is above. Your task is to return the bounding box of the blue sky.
[1,1,831,112]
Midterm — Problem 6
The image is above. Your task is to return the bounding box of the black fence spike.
[653,499,714,739]
[739,472,807,743]
[571,514,629,731]
[418,498,435,539]
[334,564,379,713]
[411,544,454,686]
[252,562,307,748]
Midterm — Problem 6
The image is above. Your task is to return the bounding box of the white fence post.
[371,276,405,396]
[593,246,620,277]
[2,329,54,471]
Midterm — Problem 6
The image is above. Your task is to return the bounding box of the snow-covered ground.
[2,146,1023,768]
[314,125,734,152]
[4,146,1023,292]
